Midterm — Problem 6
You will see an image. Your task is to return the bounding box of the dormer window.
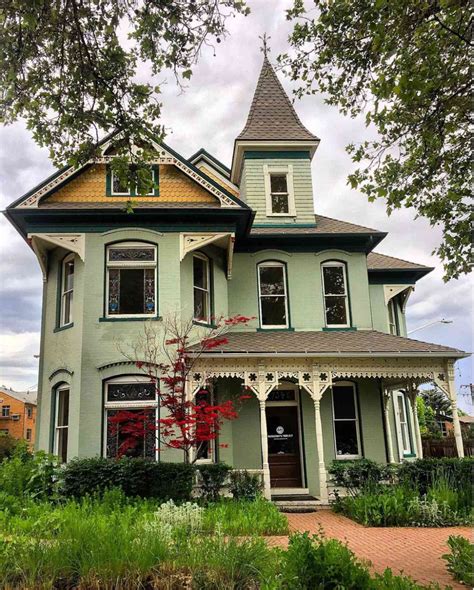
[321,261,350,327]
[264,165,295,217]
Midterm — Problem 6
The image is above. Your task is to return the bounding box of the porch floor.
[267,510,470,589]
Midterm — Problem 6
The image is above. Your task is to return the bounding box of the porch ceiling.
[189,330,467,358]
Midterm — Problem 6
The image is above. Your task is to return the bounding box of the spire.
[236,57,318,142]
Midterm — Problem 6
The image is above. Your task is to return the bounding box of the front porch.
[189,352,465,500]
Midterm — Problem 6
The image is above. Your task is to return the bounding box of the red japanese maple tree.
[112,314,253,462]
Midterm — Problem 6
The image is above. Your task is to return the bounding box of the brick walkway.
[267,510,471,588]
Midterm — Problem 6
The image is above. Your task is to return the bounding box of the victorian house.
[5,58,467,501]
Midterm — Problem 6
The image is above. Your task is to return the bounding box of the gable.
[197,164,240,198]
[47,164,218,204]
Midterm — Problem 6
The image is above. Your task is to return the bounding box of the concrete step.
[272,493,319,513]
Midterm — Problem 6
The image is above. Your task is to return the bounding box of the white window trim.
[331,381,362,460]
[192,253,211,325]
[54,385,69,462]
[394,391,413,457]
[104,375,159,461]
[60,253,75,327]
[321,261,350,328]
[194,386,216,464]
[1,405,10,417]
[111,169,156,196]
[263,164,296,217]
[257,261,290,329]
[105,242,157,319]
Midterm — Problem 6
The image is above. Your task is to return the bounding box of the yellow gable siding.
[48,164,218,203]
[199,165,240,198]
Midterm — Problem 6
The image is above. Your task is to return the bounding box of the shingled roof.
[191,330,466,358]
[251,214,382,235]
[367,252,432,272]
[236,58,318,142]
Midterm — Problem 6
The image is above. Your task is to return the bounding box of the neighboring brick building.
[0,386,37,449]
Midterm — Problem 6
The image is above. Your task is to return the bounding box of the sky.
[0,0,472,411]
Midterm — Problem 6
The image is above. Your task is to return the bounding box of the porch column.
[447,364,464,458]
[313,397,328,501]
[259,398,271,499]
[407,385,423,459]
[382,387,395,463]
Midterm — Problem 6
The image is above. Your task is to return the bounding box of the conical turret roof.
[236,57,318,142]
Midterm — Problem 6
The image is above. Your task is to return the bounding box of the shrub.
[229,469,262,500]
[196,462,231,502]
[398,457,473,496]
[0,434,20,460]
[61,457,195,500]
[0,447,59,499]
[145,500,204,539]
[443,535,474,586]
[329,459,395,496]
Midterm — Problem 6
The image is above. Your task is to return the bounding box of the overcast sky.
[0,0,471,411]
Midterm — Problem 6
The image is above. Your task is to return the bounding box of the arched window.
[60,254,74,327]
[106,242,157,318]
[54,385,70,463]
[104,376,158,460]
[257,261,289,329]
[193,253,211,324]
[321,261,349,327]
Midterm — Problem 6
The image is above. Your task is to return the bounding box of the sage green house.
[5,57,467,501]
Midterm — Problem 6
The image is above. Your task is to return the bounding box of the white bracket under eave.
[383,285,413,312]
[179,232,235,280]
[28,233,86,280]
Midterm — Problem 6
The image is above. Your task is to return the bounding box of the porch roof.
[193,330,467,358]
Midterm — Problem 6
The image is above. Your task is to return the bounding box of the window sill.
[266,213,297,218]
[403,452,416,458]
[192,320,217,329]
[99,316,162,322]
[334,455,362,460]
[257,327,294,332]
[322,327,357,332]
[54,323,74,333]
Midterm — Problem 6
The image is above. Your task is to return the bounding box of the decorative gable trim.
[13,140,244,210]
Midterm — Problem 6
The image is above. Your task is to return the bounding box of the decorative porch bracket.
[383,285,414,312]
[433,361,464,458]
[179,232,235,279]
[28,233,85,280]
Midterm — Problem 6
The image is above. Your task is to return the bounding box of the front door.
[267,405,302,487]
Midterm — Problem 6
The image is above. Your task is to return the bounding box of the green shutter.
[153,165,160,197]
[105,166,111,197]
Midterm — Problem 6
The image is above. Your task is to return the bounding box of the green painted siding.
[369,284,408,336]
[240,158,315,224]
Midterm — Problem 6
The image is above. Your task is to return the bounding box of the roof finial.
[259,33,271,58]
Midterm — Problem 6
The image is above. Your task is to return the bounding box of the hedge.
[397,457,474,495]
[61,457,195,500]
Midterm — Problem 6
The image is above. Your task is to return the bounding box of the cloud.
[0,0,471,407]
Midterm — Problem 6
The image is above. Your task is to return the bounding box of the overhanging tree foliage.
[280,0,472,280]
[0,0,249,190]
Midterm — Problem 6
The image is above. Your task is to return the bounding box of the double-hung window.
[321,261,350,327]
[258,262,289,329]
[332,383,361,459]
[395,391,412,456]
[193,254,211,324]
[1,406,10,418]
[60,254,74,327]
[264,165,295,216]
[104,377,158,460]
[54,386,69,463]
[106,243,157,318]
[388,298,400,335]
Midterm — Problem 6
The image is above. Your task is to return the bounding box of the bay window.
[321,261,349,327]
[106,242,157,317]
[54,386,69,463]
[332,382,361,459]
[60,254,74,327]
[104,377,158,460]
[258,262,289,328]
[193,254,211,324]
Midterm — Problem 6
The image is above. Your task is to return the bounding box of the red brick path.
[267,510,471,588]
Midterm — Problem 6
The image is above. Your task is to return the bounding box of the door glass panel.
[267,411,298,454]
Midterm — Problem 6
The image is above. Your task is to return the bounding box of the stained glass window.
[107,382,156,403]
[106,243,157,317]
[321,262,349,327]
